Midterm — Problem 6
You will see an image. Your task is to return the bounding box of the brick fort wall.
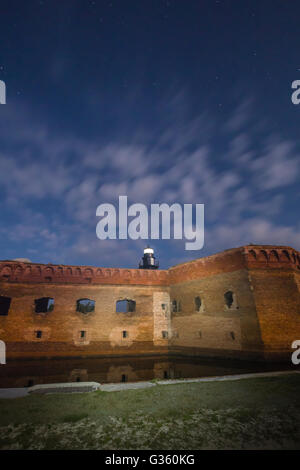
[0,244,299,361]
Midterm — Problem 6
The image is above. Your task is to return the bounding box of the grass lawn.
[0,374,300,450]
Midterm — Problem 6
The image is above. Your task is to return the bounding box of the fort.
[0,244,299,362]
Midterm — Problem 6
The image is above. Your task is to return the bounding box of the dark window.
[0,295,11,315]
[116,299,136,313]
[162,330,168,339]
[116,300,127,312]
[224,291,234,309]
[36,330,42,339]
[76,377,81,382]
[230,331,235,340]
[121,374,127,383]
[128,300,136,312]
[270,250,279,261]
[161,303,166,310]
[282,250,290,261]
[172,300,177,312]
[76,298,95,314]
[80,330,86,338]
[195,296,202,312]
[164,371,169,379]
[122,330,128,338]
[260,250,268,260]
[35,297,54,314]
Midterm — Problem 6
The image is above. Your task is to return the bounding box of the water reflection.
[0,355,295,388]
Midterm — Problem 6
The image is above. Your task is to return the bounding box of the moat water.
[0,356,296,388]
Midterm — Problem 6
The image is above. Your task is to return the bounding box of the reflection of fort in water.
[0,356,295,389]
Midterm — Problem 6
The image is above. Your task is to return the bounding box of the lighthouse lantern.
[139,246,159,269]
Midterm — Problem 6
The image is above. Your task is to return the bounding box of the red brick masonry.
[0,245,299,361]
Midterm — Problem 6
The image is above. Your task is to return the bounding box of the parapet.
[0,262,169,286]
[243,245,300,270]
[0,245,299,287]
[168,245,300,284]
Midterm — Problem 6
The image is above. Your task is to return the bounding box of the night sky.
[0,0,299,269]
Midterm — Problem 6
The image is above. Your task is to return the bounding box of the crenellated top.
[243,245,300,269]
[0,245,299,286]
[0,262,169,286]
[168,245,300,284]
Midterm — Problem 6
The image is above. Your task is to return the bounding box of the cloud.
[250,138,299,190]
[225,98,253,133]
[84,144,151,178]
[0,90,299,266]
[208,218,300,252]
[0,153,73,199]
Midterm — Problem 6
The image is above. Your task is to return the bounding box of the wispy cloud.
[250,138,299,190]
[0,90,299,267]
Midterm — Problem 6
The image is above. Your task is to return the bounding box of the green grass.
[0,374,300,449]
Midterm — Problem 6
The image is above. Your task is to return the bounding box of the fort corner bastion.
[0,245,299,362]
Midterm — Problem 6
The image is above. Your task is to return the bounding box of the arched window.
[249,249,257,259]
[34,297,54,314]
[0,295,11,315]
[76,298,95,314]
[116,299,136,313]
[282,250,290,261]
[195,296,202,312]
[260,250,268,261]
[270,250,279,261]
[224,291,235,309]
